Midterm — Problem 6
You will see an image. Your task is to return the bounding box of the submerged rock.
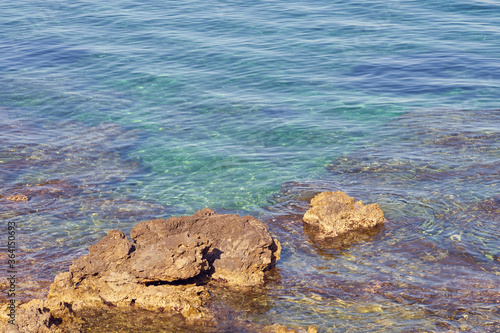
[13,209,281,331]
[303,191,385,238]
[4,194,29,202]
[262,323,318,333]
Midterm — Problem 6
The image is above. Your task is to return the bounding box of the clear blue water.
[1,0,499,331]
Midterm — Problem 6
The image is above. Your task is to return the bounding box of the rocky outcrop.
[70,229,211,284]
[131,208,281,286]
[47,229,211,321]
[37,208,281,328]
[48,271,210,322]
[303,191,385,237]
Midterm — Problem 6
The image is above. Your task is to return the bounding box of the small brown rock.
[43,208,280,325]
[303,191,384,237]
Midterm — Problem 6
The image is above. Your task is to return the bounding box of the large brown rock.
[48,271,210,322]
[48,227,212,321]
[131,208,281,286]
[41,208,280,328]
[70,229,211,284]
[303,191,385,237]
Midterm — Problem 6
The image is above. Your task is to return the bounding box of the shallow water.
[262,108,500,332]
[1,0,499,331]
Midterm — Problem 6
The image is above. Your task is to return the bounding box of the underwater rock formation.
[262,323,318,333]
[11,209,280,331]
[303,191,385,237]
[4,194,29,202]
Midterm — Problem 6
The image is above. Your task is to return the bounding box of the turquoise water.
[1,0,499,331]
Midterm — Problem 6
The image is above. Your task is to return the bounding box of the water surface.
[1,0,499,331]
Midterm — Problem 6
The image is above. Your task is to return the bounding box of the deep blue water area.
[1,0,499,331]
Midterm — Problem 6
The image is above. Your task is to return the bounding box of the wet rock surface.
[303,191,385,238]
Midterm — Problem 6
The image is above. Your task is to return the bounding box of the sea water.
[1,0,499,331]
